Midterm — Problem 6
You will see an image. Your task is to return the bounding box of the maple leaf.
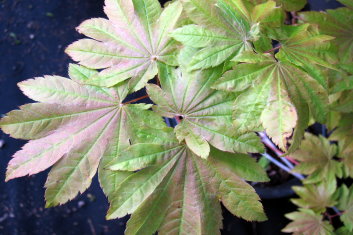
[299,2,353,65]
[282,209,334,235]
[146,63,264,156]
[65,0,182,92]
[336,185,353,231]
[212,51,328,152]
[291,181,337,213]
[336,227,353,235]
[250,0,307,12]
[290,133,342,184]
[0,74,166,207]
[273,24,336,71]
[328,114,353,178]
[172,0,283,70]
[107,131,268,234]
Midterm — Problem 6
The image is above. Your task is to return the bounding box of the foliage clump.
[1,0,353,234]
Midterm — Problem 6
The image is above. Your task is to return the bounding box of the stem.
[175,116,181,124]
[262,153,305,180]
[259,132,300,166]
[290,11,298,25]
[264,45,282,54]
[123,95,149,104]
[156,75,160,87]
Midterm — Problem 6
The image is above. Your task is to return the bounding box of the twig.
[175,116,181,124]
[156,75,160,87]
[123,95,149,104]
[290,11,298,25]
[259,132,299,165]
[262,153,305,180]
[264,45,281,54]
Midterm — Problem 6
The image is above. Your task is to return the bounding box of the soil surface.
[0,0,342,234]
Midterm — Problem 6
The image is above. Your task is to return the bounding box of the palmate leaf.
[291,181,337,213]
[213,51,328,152]
[147,63,264,156]
[107,132,268,234]
[290,133,342,184]
[299,3,353,65]
[66,0,182,91]
[0,74,166,207]
[329,114,353,178]
[336,185,353,232]
[282,209,334,235]
[173,0,283,70]
[250,0,307,12]
[274,24,336,71]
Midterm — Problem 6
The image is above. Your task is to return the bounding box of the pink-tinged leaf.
[67,0,182,90]
[18,76,118,106]
[87,59,150,87]
[77,18,146,54]
[45,108,120,207]
[1,75,167,207]
[110,137,265,233]
[5,107,116,181]
[0,103,111,140]
[66,39,144,69]
[153,1,183,52]
[104,0,150,52]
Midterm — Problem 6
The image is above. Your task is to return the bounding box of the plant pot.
[254,178,302,200]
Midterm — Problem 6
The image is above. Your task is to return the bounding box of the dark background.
[0,0,343,234]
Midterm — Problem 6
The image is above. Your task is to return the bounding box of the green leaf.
[207,152,267,221]
[107,155,179,219]
[336,227,353,235]
[250,0,307,12]
[299,7,353,64]
[125,162,176,235]
[291,133,342,184]
[276,24,336,71]
[338,0,353,9]
[213,51,327,151]
[68,63,98,84]
[336,185,353,231]
[260,81,298,151]
[291,181,337,213]
[209,147,269,182]
[147,63,264,154]
[282,209,334,235]
[107,136,266,233]
[66,0,182,91]
[175,122,210,159]
[176,0,278,70]
[171,24,233,48]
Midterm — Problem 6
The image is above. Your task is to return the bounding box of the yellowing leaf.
[291,181,337,213]
[291,133,342,184]
[213,51,327,152]
[282,209,334,235]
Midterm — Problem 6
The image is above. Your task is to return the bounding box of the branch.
[123,95,149,105]
[262,153,305,180]
[264,45,282,54]
[259,132,299,165]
